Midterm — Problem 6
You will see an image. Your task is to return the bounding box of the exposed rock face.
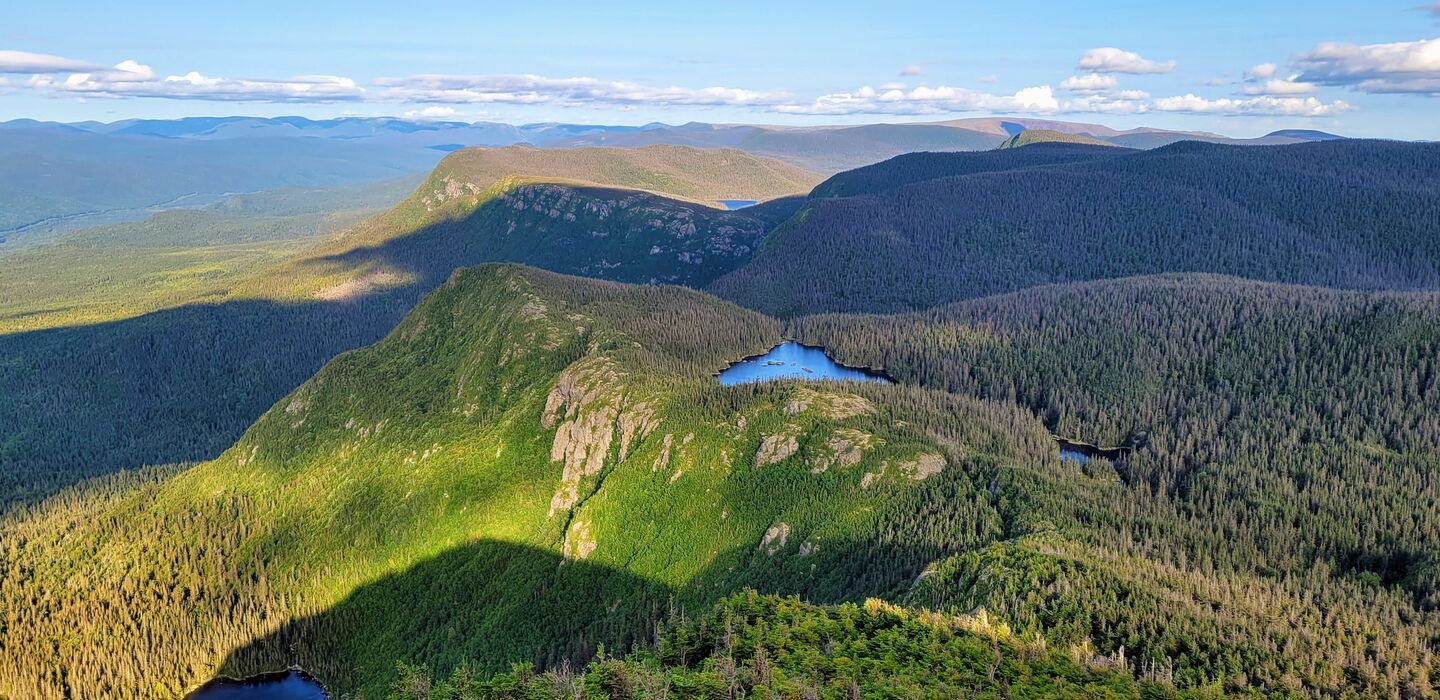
[760,522,790,556]
[784,388,874,420]
[899,452,945,481]
[544,360,624,517]
[810,428,877,474]
[563,519,597,561]
[617,403,658,462]
[754,426,801,468]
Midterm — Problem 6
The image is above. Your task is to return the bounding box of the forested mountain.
[0,146,807,510]
[3,267,1437,698]
[712,139,1440,316]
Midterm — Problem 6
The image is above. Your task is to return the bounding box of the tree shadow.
[217,539,674,695]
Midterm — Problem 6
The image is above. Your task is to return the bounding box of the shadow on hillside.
[303,187,803,290]
[217,539,674,694]
[0,189,803,512]
[0,290,420,510]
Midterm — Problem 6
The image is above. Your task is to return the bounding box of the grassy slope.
[415,144,821,205]
[0,177,420,334]
[997,129,1118,149]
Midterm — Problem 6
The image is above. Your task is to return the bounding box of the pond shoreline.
[184,667,328,699]
[716,339,895,385]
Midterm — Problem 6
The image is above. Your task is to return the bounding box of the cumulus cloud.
[0,49,101,73]
[374,74,788,107]
[1245,63,1278,80]
[1152,93,1351,116]
[1077,47,1175,74]
[900,64,923,77]
[773,84,1060,116]
[1295,37,1440,95]
[30,65,365,102]
[1060,73,1118,93]
[1243,77,1317,95]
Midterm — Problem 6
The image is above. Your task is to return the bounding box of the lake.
[718,199,758,210]
[187,671,327,700]
[718,341,892,386]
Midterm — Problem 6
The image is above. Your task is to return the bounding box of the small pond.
[1055,437,1129,464]
[718,199,758,210]
[718,341,892,386]
[187,670,327,700]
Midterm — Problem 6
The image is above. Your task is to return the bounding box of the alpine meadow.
[3,3,1440,699]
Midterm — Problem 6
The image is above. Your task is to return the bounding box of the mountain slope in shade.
[711,139,1440,317]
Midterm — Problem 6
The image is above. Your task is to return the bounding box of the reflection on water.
[718,341,892,386]
[187,671,326,700]
[718,199,758,210]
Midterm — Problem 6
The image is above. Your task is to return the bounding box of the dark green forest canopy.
[711,140,1440,316]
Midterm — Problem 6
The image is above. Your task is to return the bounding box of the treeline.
[385,591,1189,699]
[713,139,1440,316]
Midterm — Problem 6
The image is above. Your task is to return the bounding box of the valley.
[0,116,1437,700]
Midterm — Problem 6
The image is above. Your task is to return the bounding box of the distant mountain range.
[0,115,1351,246]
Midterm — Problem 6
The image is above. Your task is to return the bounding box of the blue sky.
[2,0,1437,138]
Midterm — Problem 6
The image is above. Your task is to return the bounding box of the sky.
[2,0,1438,138]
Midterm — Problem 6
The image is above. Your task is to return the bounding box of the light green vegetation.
[0,177,420,334]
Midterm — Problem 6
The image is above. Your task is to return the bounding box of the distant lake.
[718,199,758,210]
[718,341,892,386]
[187,671,327,700]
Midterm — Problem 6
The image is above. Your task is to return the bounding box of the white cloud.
[1077,47,1176,74]
[30,65,365,102]
[403,105,458,120]
[374,74,788,107]
[1152,93,1351,116]
[900,64,923,77]
[1245,63,1278,80]
[977,74,998,84]
[1295,37,1440,95]
[0,50,101,73]
[1243,77,1317,95]
[774,84,1060,116]
[1060,73,1118,93]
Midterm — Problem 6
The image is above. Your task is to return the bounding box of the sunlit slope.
[416,144,823,205]
[997,129,1118,149]
[242,146,813,300]
[0,265,1034,698]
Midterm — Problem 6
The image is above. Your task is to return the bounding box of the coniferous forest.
[1,128,1439,700]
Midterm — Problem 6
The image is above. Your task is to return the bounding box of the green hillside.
[3,267,1437,698]
[997,129,1118,149]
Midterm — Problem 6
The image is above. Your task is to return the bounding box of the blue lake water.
[718,341,892,386]
[1059,448,1091,464]
[187,671,327,700]
[718,199,758,210]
